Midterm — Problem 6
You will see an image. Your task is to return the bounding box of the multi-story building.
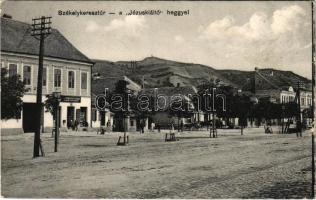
[1,16,93,134]
[253,67,313,110]
[256,87,312,110]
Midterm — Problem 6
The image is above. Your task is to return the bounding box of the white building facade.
[1,16,93,134]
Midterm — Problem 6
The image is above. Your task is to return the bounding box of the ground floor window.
[79,107,87,126]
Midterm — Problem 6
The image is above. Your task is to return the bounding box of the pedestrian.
[180,121,184,132]
[69,119,73,130]
[71,120,75,131]
[151,122,155,132]
[157,122,161,133]
[74,120,78,131]
[140,120,145,134]
[171,123,174,133]
[296,120,302,137]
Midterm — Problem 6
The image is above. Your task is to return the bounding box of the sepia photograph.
[1,0,316,199]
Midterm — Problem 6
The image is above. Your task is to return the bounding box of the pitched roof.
[139,86,197,110]
[253,68,311,91]
[91,76,142,95]
[140,86,197,97]
[1,17,93,64]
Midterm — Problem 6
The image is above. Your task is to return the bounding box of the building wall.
[258,88,312,111]
[1,52,91,97]
[280,90,295,104]
[1,118,22,129]
[300,90,313,109]
[91,110,113,129]
[1,52,92,133]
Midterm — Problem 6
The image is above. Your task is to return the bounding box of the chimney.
[2,14,12,19]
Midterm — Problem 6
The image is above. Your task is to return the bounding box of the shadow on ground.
[245,181,312,199]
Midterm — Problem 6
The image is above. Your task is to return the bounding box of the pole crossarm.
[31,16,52,39]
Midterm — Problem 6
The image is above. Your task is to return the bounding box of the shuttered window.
[68,71,75,88]
[9,64,17,77]
[54,69,61,87]
[23,65,31,85]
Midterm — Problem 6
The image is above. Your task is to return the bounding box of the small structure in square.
[139,85,205,131]
[92,76,143,132]
[91,93,114,134]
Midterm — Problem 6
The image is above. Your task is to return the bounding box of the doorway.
[67,106,75,128]
[80,107,87,126]
[23,103,42,133]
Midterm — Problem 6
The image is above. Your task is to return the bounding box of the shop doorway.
[67,106,75,128]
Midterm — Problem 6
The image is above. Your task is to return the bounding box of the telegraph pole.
[311,1,315,197]
[297,81,303,138]
[142,75,145,89]
[31,16,52,157]
[52,92,61,152]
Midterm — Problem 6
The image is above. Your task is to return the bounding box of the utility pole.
[212,111,216,137]
[311,1,315,197]
[31,16,52,157]
[297,81,302,138]
[281,103,285,134]
[53,92,61,152]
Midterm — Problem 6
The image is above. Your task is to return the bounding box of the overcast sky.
[1,1,313,78]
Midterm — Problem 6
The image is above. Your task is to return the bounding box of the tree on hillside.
[1,68,26,119]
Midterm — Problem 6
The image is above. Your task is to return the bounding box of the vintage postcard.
[1,0,316,199]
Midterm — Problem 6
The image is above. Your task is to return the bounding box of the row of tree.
[2,72,309,129]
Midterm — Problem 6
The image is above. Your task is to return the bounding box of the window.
[43,67,47,86]
[81,72,87,89]
[23,65,31,85]
[54,68,61,87]
[8,64,17,77]
[68,71,75,88]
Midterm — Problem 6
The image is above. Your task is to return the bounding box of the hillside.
[91,57,311,94]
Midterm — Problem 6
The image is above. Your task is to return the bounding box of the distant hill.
[91,57,311,94]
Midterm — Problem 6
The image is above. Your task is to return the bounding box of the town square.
[1,1,315,199]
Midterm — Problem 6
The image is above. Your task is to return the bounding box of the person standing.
[296,120,302,137]
[140,120,145,134]
[74,120,78,132]
[180,121,184,132]
[157,122,161,133]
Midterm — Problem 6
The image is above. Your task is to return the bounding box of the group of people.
[68,120,79,131]
[98,120,112,135]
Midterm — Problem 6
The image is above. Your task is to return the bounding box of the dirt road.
[1,128,313,198]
